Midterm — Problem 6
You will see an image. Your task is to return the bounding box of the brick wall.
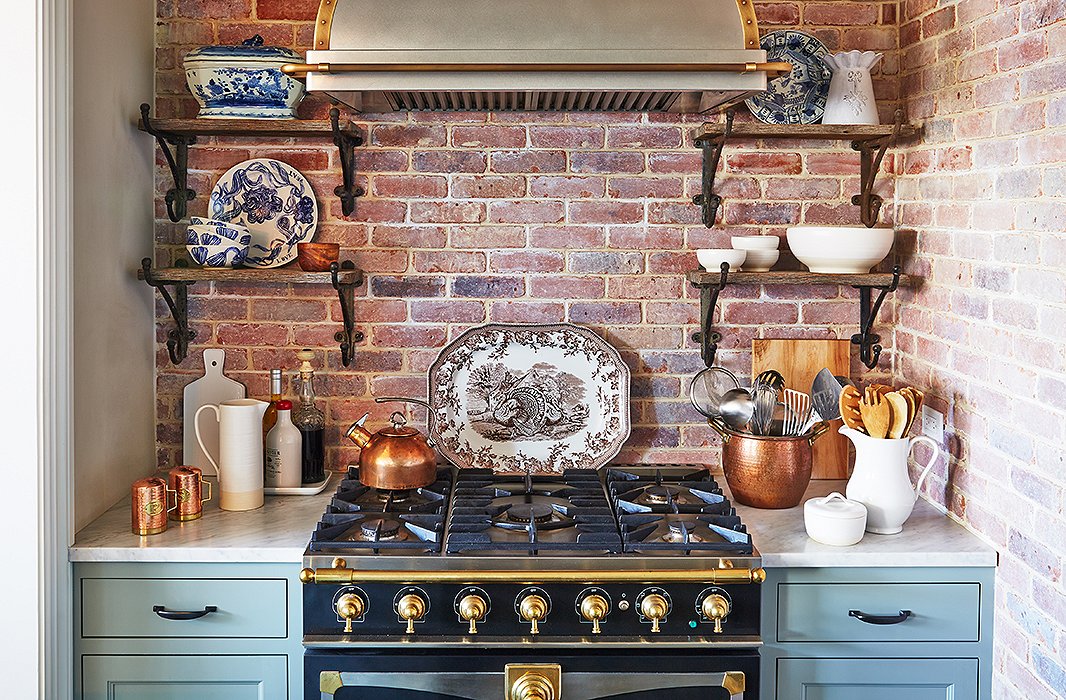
[893,0,1066,696]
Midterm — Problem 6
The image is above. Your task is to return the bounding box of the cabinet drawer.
[81,654,288,700]
[776,657,979,699]
[777,582,980,643]
[81,577,287,639]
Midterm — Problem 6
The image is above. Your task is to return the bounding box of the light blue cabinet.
[761,567,994,700]
[74,562,303,700]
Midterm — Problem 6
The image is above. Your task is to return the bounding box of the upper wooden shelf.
[686,270,917,287]
[694,121,920,142]
[136,117,356,138]
[137,265,364,285]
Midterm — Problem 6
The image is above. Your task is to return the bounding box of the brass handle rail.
[281,62,792,76]
[300,567,766,585]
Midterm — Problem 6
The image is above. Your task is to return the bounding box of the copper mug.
[168,466,212,521]
[131,477,176,535]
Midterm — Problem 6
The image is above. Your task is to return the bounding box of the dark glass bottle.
[292,350,326,484]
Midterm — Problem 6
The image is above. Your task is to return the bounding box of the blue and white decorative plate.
[209,158,319,268]
[746,30,831,125]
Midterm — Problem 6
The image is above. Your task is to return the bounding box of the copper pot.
[710,420,830,509]
[345,407,437,490]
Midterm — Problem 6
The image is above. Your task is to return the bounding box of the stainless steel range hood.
[282,0,789,113]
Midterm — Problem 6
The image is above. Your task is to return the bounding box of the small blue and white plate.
[746,30,831,125]
[209,158,319,268]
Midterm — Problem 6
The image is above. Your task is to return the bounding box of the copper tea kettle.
[345,405,437,490]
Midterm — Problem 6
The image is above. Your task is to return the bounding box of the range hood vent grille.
[383,90,682,112]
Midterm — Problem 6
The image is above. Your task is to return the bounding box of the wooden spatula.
[885,392,910,439]
[839,385,866,434]
[898,388,918,434]
[859,390,892,439]
[902,387,925,434]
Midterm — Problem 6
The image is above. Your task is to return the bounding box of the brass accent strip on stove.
[281,62,792,77]
[300,566,766,585]
[313,0,338,50]
[320,670,343,696]
[722,671,746,696]
[734,0,760,48]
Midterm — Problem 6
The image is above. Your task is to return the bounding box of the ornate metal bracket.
[851,109,904,228]
[141,258,196,365]
[330,107,365,217]
[690,262,731,367]
[140,103,197,223]
[330,260,366,367]
[851,265,901,369]
[692,109,735,228]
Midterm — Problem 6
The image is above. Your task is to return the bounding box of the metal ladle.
[718,387,756,431]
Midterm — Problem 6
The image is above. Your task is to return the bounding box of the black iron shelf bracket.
[141,258,196,365]
[140,103,197,223]
[690,262,731,367]
[851,109,904,228]
[692,109,735,228]
[330,107,366,217]
[330,260,366,367]
[852,265,902,369]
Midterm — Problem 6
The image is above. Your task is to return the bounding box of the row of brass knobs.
[337,592,731,635]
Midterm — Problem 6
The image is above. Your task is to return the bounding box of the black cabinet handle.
[848,609,912,625]
[152,605,217,620]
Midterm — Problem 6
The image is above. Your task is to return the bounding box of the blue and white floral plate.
[209,158,319,268]
[746,30,831,125]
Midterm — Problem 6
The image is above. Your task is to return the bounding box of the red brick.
[488,201,565,224]
[370,226,447,248]
[452,125,526,148]
[648,201,702,225]
[998,34,1047,70]
[490,251,565,273]
[372,175,447,198]
[370,276,445,298]
[607,227,684,249]
[649,152,702,173]
[451,225,527,248]
[764,177,840,200]
[722,301,799,324]
[255,0,318,20]
[724,202,801,226]
[346,199,407,223]
[922,6,957,36]
[345,300,408,323]
[490,150,567,173]
[569,302,641,325]
[529,126,604,148]
[727,152,803,174]
[410,201,486,224]
[607,276,683,299]
[250,298,327,322]
[412,251,486,273]
[569,201,644,224]
[177,0,251,20]
[371,325,448,348]
[606,126,683,149]
[570,152,646,174]
[489,301,566,323]
[216,323,288,346]
[530,276,605,299]
[530,176,606,198]
[411,300,486,323]
[804,2,880,25]
[451,276,525,298]
[806,152,862,174]
[646,301,699,324]
[372,124,447,148]
[529,226,606,248]
[608,177,683,199]
[451,175,526,198]
[568,252,644,275]
[757,2,801,24]
[218,23,294,46]
[412,151,487,173]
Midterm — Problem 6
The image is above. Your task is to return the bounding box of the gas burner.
[607,464,735,515]
[663,520,707,543]
[504,502,554,524]
[354,517,405,541]
[640,484,682,505]
[620,513,752,556]
[489,497,578,532]
[328,467,451,515]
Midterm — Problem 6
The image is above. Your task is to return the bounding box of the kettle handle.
[193,404,222,478]
[375,396,437,446]
[908,435,941,496]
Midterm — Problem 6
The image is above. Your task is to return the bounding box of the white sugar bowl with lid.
[804,492,868,546]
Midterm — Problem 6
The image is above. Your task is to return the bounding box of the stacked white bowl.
[730,236,780,272]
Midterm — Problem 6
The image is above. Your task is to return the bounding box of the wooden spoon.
[870,383,894,397]
[885,391,910,439]
[859,390,892,439]
[903,387,925,433]
[839,385,866,434]
[897,388,917,434]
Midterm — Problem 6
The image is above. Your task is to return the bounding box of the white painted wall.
[72,0,156,531]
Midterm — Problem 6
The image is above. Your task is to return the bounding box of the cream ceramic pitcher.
[841,426,941,534]
[195,398,269,511]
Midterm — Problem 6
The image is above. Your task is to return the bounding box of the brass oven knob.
[519,595,548,635]
[702,594,731,634]
[510,672,557,700]
[640,593,669,633]
[397,594,427,634]
[459,594,488,634]
[336,592,364,634]
[579,594,609,634]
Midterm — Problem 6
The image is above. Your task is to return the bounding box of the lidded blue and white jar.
[183,35,305,119]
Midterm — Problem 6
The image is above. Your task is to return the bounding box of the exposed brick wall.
[893,0,1066,696]
[154,0,902,473]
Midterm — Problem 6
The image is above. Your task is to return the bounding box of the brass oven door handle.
[849,609,912,625]
[152,605,217,620]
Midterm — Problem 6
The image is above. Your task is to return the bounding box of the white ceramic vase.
[841,426,941,534]
[822,51,882,125]
[195,398,269,511]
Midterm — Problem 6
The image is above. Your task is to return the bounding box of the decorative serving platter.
[428,323,631,474]
[745,30,831,125]
[209,157,318,267]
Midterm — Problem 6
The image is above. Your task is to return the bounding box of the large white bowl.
[696,249,746,272]
[786,226,894,274]
[731,235,780,250]
[740,249,780,272]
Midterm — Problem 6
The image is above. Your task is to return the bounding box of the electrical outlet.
[922,405,945,443]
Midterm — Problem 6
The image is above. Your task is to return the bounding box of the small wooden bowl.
[297,243,340,272]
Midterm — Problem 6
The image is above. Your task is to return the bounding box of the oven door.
[306,649,758,699]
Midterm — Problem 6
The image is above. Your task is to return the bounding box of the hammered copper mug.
[168,465,212,521]
[709,419,830,509]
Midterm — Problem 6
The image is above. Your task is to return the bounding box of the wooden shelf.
[694,121,920,142]
[686,270,917,287]
[136,265,364,285]
[135,117,352,138]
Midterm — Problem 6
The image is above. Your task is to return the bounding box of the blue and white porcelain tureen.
[183,35,305,119]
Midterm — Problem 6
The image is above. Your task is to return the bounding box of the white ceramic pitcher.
[841,426,941,534]
[822,50,882,125]
[195,398,269,511]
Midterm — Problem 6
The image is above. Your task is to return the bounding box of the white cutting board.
[183,349,246,474]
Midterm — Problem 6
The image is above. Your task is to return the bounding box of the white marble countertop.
[71,475,997,568]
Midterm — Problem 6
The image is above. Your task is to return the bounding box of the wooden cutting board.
[183,349,246,473]
[752,339,851,479]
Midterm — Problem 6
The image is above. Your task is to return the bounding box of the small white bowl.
[804,492,867,546]
[786,226,895,274]
[696,249,746,272]
[739,249,779,272]
[731,235,780,250]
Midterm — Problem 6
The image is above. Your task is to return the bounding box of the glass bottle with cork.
[262,368,283,444]
[292,350,326,484]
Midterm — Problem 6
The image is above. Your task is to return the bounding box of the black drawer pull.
[849,609,912,625]
[153,605,218,620]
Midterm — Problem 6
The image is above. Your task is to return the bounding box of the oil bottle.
[292,350,326,484]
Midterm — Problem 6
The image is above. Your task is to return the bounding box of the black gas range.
[302,465,764,700]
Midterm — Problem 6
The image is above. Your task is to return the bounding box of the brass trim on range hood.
[282,62,793,77]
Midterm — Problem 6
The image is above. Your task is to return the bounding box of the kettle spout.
[345,412,373,448]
